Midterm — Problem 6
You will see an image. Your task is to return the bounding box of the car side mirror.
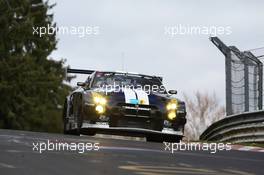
[168,90,177,95]
[77,82,86,87]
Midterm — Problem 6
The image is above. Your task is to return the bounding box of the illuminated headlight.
[95,105,105,114]
[166,100,178,110]
[168,111,176,120]
[166,103,177,110]
[93,95,107,114]
[93,96,107,105]
[166,99,178,120]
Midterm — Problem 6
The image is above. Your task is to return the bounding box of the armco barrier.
[200,110,264,144]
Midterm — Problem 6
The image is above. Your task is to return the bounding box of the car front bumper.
[81,122,184,136]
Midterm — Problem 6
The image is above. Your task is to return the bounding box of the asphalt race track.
[0,129,263,175]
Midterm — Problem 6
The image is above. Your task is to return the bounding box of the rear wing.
[66,68,163,82]
[67,68,95,74]
[155,76,163,82]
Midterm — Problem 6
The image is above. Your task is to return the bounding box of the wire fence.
[210,37,263,115]
[229,49,262,114]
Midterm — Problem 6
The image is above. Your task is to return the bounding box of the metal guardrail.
[200,110,264,144]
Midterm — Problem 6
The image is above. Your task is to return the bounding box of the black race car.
[63,68,186,142]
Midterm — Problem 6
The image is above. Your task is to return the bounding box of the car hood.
[93,87,171,107]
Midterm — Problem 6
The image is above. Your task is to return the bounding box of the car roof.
[94,71,163,82]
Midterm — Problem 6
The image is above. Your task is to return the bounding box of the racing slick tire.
[63,100,71,135]
[163,135,182,143]
[83,129,96,136]
[63,98,82,136]
[146,134,183,143]
[146,134,163,143]
[74,100,84,136]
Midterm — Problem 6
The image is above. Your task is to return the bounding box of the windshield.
[92,72,166,93]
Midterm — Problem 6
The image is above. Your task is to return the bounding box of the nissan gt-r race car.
[63,68,186,142]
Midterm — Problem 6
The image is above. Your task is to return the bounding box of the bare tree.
[183,91,225,141]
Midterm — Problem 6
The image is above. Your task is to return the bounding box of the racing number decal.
[124,89,149,105]
[134,89,149,105]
